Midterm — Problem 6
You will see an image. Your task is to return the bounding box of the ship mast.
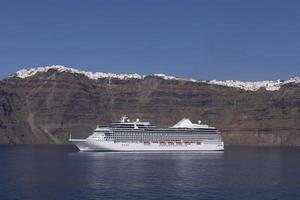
[120,115,128,123]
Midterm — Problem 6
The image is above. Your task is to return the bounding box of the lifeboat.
[168,142,174,145]
[184,141,191,145]
[196,140,202,145]
[144,140,150,145]
[176,141,182,145]
[159,141,166,145]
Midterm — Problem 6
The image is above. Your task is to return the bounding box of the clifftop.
[11,65,300,91]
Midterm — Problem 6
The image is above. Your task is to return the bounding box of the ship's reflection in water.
[70,151,225,199]
[1,145,300,200]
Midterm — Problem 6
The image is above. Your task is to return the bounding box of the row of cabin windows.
[108,132,218,135]
[108,138,221,142]
[106,137,219,141]
[111,125,154,128]
[107,133,219,138]
[109,131,219,135]
[105,136,220,141]
[106,135,219,139]
[110,129,217,132]
[106,136,219,140]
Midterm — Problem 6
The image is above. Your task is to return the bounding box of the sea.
[0,145,300,200]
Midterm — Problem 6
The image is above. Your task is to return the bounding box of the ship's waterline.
[69,116,224,152]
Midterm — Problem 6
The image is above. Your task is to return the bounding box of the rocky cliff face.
[0,66,299,146]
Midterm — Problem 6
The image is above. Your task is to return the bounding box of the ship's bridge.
[109,116,155,129]
[111,121,155,129]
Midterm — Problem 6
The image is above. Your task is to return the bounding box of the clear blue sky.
[0,0,299,80]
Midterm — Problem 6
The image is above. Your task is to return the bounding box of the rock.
[0,67,299,146]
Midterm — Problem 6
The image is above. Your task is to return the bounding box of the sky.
[0,0,299,81]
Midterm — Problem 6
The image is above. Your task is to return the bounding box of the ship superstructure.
[69,116,224,151]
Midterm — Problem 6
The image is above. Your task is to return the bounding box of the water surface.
[0,145,299,200]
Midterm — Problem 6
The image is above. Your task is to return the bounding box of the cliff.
[0,66,299,146]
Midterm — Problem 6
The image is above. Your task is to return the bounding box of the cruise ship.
[69,116,224,152]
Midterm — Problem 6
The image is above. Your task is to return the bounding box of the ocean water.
[0,145,300,200]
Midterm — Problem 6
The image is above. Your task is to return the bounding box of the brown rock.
[0,69,299,146]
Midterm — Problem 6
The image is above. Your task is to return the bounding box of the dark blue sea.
[1,145,300,200]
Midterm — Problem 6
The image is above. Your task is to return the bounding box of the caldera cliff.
[0,66,299,146]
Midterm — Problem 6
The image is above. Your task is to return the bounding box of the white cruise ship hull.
[69,139,224,152]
